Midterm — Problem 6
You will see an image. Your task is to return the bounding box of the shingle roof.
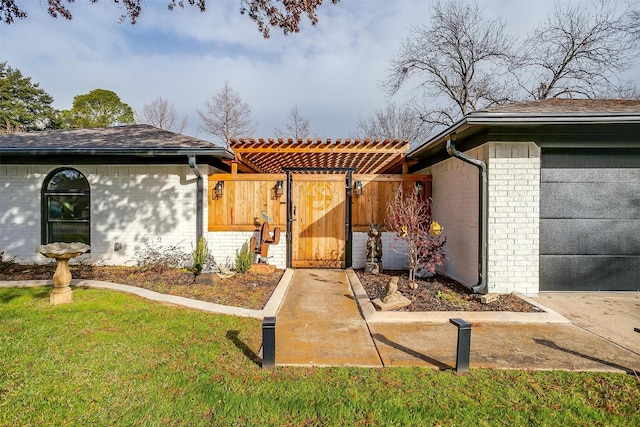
[408,98,640,162]
[230,137,409,174]
[476,98,640,114]
[0,124,232,157]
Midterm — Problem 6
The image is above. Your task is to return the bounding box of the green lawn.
[1,287,638,426]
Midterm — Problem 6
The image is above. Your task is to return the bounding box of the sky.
[1,0,638,145]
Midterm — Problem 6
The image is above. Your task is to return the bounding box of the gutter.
[187,155,204,245]
[445,139,488,294]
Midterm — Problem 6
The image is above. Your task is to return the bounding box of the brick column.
[487,142,540,295]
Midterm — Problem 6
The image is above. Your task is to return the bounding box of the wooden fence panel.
[352,174,431,232]
[208,174,286,231]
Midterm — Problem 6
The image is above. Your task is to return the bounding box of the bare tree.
[1,0,341,38]
[383,0,513,131]
[137,97,187,133]
[355,102,424,145]
[198,81,256,148]
[513,0,639,100]
[274,105,313,139]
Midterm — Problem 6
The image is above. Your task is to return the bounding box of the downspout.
[187,155,203,245]
[445,139,488,294]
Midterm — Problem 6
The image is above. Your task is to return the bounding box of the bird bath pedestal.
[36,243,90,305]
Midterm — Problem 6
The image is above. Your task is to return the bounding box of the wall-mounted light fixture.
[354,181,363,196]
[275,180,284,198]
[415,181,425,198]
[214,180,224,198]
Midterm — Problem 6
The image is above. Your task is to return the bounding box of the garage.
[540,148,640,291]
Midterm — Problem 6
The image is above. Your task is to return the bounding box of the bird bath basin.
[36,242,90,304]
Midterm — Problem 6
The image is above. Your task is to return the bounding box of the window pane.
[49,222,90,244]
[48,195,90,220]
[47,169,89,191]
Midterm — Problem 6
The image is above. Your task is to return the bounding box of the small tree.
[198,81,256,148]
[386,185,446,288]
[274,104,313,139]
[138,96,187,133]
[60,89,135,129]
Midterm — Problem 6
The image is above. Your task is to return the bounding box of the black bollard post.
[262,316,276,369]
[449,318,472,374]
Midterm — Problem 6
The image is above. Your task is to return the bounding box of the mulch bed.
[0,263,284,311]
[2,262,540,313]
[356,269,541,313]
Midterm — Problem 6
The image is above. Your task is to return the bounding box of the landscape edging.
[345,268,570,324]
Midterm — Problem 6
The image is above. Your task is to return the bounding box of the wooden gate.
[290,174,346,268]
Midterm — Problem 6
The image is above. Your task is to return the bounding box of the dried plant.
[385,185,446,287]
[134,229,190,273]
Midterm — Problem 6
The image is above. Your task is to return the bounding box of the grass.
[1,287,639,426]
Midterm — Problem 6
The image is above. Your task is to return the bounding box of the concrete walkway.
[275,269,382,367]
[274,269,640,373]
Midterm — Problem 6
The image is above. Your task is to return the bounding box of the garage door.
[540,149,640,291]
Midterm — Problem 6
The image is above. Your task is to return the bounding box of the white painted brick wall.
[416,143,541,294]
[418,146,486,287]
[206,231,286,269]
[0,165,46,262]
[0,164,203,266]
[487,142,540,295]
[352,231,408,270]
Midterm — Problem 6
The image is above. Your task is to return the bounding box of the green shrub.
[191,237,209,274]
[235,241,253,274]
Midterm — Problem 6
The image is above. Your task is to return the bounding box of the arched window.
[42,168,90,245]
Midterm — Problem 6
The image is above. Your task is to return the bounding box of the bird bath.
[36,242,90,304]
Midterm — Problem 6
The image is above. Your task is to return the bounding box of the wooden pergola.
[228,138,410,174]
[213,137,428,268]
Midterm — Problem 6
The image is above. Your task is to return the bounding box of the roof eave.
[0,148,235,159]
[408,113,640,160]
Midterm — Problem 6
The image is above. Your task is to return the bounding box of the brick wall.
[0,165,44,262]
[206,231,287,269]
[417,142,541,295]
[351,231,408,270]
[418,146,486,287]
[0,164,203,265]
[487,142,540,295]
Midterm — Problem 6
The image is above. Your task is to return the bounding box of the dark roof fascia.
[0,153,231,168]
[0,147,234,158]
[407,113,640,169]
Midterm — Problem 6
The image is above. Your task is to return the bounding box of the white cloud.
[1,0,637,142]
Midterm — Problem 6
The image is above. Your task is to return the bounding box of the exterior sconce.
[275,180,284,198]
[354,181,363,196]
[415,181,425,198]
[214,180,224,198]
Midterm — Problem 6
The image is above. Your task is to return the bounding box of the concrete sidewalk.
[274,269,640,373]
[275,269,382,367]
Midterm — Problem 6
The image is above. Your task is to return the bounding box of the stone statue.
[364,223,383,274]
[382,276,399,304]
[372,276,411,311]
[366,223,383,263]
